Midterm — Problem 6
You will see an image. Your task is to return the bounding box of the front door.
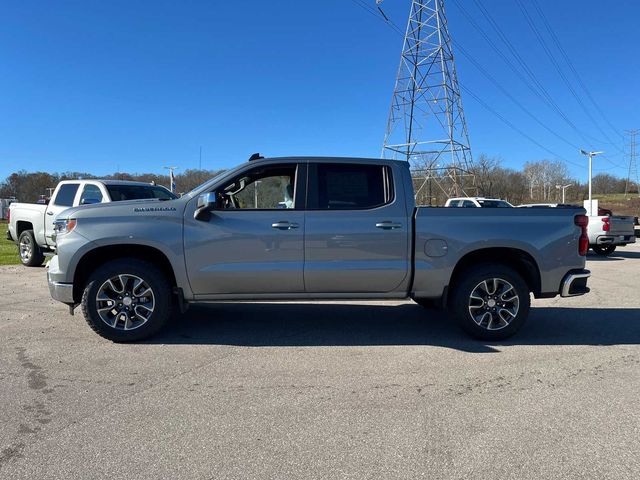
[303,162,410,293]
[184,162,306,295]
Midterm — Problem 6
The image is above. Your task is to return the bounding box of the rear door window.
[79,184,104,204]
[53,183,80,207]
[309,163,392,210]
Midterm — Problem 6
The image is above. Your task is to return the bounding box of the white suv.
[445,197,513,208]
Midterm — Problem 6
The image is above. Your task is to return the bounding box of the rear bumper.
[5,229,12,241]
[560,269,591,297]
[595,235,636,246]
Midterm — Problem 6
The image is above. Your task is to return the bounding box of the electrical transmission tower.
[624,129,639,198]
[382,0,474,203]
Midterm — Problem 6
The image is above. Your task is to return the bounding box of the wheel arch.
[16,221,34,237]
[448,247,541,299]
[72,244,178,303]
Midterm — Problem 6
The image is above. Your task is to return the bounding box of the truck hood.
[59,198,185,219]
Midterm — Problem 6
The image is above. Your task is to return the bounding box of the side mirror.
[194,192,218,220]
[80,198,101,205]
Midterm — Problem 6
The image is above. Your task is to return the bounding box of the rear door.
[44,182,80,244]
[303,162,410,293]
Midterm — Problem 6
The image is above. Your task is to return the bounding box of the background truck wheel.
[18,230,44,267]
[449,264,530,341]
[81,258,172,342]
[592,245,616,256]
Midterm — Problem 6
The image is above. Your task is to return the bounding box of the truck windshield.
[478,200,513,208]
[106,185,177,201]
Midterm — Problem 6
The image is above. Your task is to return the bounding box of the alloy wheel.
[468,277,520,331]
[95,274,156,331]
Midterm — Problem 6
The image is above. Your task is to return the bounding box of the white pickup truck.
[587,213,636,255]
[516,203,636,256]
[8,179,176,266]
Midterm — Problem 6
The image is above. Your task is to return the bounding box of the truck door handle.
[376,221,402,230]
[271,221,299,230]
[47,211,54,216]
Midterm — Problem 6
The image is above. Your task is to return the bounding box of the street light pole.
[579,150,603,215]
[556,183,572,204]
[163,166,179,193]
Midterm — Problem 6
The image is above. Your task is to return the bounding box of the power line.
[460,84,583,168]
[453,41,626,171]
[452,0,626,170]
[349,1,619,174]
[453,40,581,152]
[514,0,624,155]
[466,0,604,151]
[530,0,623,141]
[349,0,404,35]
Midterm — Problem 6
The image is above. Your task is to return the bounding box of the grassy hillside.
[594,194,640,217]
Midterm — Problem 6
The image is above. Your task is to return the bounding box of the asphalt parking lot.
[1,245,639,480]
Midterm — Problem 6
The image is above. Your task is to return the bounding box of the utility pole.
[382,0,474,199]
[555,183,572,204]
[624,129,639,198]
[580,150,603,216]
[164,166,178,193]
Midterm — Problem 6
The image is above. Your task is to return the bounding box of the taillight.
[6,208,9,224]
[575,214,589,256]
[601,217,610,232]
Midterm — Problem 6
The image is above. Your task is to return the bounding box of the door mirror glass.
[197,192,217,209]
[195,191,218,220]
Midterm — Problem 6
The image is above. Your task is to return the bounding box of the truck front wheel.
[449,264,530,341]
[81,258,172,342]
[592,245,616,256]
[18,230,45,267]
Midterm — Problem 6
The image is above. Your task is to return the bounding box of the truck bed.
[411,206,586,300]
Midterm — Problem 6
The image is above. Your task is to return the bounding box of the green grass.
[0,221,20,265]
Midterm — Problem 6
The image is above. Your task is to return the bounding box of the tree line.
[0,169,224,203]
[0,157,637,206]
[412,154,637,206]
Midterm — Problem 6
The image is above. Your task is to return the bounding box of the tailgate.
[608,216,636,236]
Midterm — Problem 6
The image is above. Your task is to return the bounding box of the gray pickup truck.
[47,156,591,342]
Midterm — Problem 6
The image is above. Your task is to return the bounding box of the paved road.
[1,245,639,479]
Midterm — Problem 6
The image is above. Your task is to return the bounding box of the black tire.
[592,245,616,256]
[81,258,172,342]
[18,230,45,267]
[449,264,531,341]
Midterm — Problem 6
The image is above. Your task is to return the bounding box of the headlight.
[54,218,77,235]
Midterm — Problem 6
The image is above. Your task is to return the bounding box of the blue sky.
[1,0,638,181]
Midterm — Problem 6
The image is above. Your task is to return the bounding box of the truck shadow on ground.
[150,303,640,353]
[587,250,640,261]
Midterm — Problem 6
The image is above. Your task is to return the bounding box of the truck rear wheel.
[449,264,530,341]
[592,245,616,256]
[18,230,45,267]
[81,258,172,342]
